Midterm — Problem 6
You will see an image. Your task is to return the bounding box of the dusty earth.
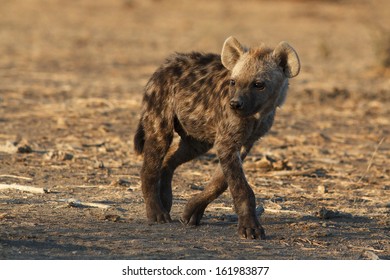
[0,0,389,259]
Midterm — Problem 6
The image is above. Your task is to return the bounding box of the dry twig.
[264,208,307,216]
[0,184,47,194]
[264,169,315,177]
[0,174,33,181]
[357,137,386,183]
[60,198,112,209]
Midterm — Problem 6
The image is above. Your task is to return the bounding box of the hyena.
[134,36,300,239]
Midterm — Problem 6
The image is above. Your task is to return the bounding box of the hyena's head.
[221,36,300,118]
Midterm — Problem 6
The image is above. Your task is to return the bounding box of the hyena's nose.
[230,99,243,110]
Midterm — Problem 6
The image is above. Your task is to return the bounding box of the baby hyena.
[134,36,300,239]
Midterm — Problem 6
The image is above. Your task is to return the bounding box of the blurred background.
[1,0,389,91]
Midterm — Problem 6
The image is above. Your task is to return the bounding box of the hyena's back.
[134,52,231,154]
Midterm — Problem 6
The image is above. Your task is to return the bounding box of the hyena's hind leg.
[137,116,174,224]
[159,135,212,213]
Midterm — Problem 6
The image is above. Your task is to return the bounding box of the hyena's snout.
[229,92,245,111]
[229,96,244,110]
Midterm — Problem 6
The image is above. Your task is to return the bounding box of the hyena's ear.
[221,36,246,70]
[272,42,300,78]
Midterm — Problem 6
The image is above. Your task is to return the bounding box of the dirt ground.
[0,0,389,259]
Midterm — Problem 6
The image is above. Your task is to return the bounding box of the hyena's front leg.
[181,143,254,226]
[215,141,265,240]
[181,167,227,226]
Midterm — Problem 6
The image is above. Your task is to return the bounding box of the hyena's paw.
[146,204,172,224]
[238,216,266,240]
[180,203,206,226]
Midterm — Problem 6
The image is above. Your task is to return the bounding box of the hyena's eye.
[253,81,266,90]
[229,79,236,86]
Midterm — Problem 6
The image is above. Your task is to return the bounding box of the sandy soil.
[0,0,389,259]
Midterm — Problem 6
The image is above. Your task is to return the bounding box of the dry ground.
[0,0,389,259]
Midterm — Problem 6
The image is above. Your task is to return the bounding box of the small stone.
[17,144,33,153]
[189,184,204,191]
[104,214,121,222]
[271,196,285,203]
[256,205,265,217]
[256,157,273,169]
[119,179,131,186]
[315,207,339,219]
[317,185,328,194]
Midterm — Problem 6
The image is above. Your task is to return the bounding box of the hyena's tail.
[134,120,145,155]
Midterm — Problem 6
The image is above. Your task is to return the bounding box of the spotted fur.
[134,37,300,239]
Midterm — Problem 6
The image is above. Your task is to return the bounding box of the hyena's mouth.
[231,107,256,118]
